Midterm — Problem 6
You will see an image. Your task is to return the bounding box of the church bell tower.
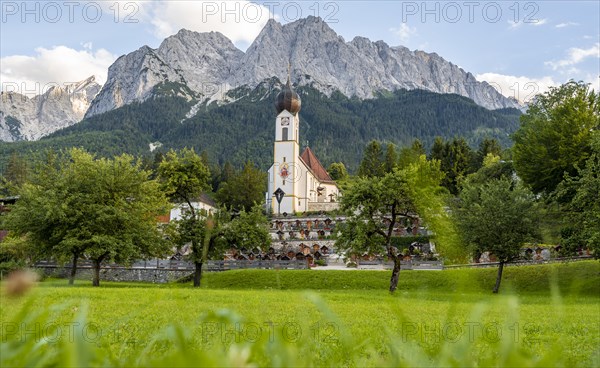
[271,69,302,214]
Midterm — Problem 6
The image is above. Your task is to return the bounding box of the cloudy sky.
[1,1,598,103]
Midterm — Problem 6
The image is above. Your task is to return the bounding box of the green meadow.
[1,261,599,367]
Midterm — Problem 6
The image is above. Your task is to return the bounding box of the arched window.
[282,127,288,141]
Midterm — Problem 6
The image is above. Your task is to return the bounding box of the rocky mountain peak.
[83,16,519,119]
[227,17,518,109]
[165,28,236,50]
[3,16,521,141]
[0,76,101,141]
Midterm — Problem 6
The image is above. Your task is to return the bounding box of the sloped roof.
[170,193,217,208]
[197,193,217,207]
[300,147,335,183]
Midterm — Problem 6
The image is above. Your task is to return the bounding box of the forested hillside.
[0,82,521,172]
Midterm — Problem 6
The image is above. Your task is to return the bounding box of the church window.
[282,127,288,141]
[283,157,286,162]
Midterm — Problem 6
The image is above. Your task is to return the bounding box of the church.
[266,75,340,214]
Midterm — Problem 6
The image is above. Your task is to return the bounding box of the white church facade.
[266,76,340,214]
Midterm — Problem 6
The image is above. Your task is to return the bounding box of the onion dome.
[275,77,301,114]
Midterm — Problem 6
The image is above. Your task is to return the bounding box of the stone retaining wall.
[307,202,340,212]
[39,266,192,283]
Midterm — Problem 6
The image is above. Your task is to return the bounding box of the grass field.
[1,261,599,367]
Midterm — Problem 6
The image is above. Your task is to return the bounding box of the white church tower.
[268,72,302,214]
[267,69,340,215]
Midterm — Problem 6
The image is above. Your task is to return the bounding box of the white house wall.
[170,202,215,222]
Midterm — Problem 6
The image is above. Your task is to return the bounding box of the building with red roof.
[267,72,340,214]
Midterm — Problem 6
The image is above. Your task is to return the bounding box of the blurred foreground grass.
[1,261,599,367]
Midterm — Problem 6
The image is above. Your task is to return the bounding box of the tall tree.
[3,153,28,191]
[169,207,229,267]
[430,137,446,162]
[216,161,266,211]
[446,138,476,194]
[455,177,539,293]
[476,138,502,167]
[220,161,236,183]
[158,148,212,287]
[513,81,599,195]
[0,176,16,197]
[4,149,170,286]
[466,155,514,185]
[210,161,235,192]
[399,139,426,169]
[358,140,384,178]
[430,137,476,195]
[557,131,600,256]
[384,143,398,173]
[411,139,426,156]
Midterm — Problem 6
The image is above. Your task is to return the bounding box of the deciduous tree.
[4,149,170,286]
[455,177,539,293]
[513,81,599,195]
[224,205,271,251]
[557,131,600,256]
[216,161,266,211]
[337,156,455,292]
[158,148,212,287]
[327,162,348,181]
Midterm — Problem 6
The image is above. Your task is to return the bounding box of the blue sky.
[1,1,598,103]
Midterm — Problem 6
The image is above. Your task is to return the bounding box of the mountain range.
[0,77,101,142]
[1,16,520,142]
[0,81,522,174]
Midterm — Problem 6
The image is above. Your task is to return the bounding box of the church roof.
[300,147,335,184]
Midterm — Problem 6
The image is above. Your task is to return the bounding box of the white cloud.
[508,18,548,30]
[507,21,522,30]
[545,43,600,70]
[390,23,417,43]
[556,22,579,28]
[476,73,557,104]
[144,1,274,47]
[0,46,116,95]
[583,74,600,92]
